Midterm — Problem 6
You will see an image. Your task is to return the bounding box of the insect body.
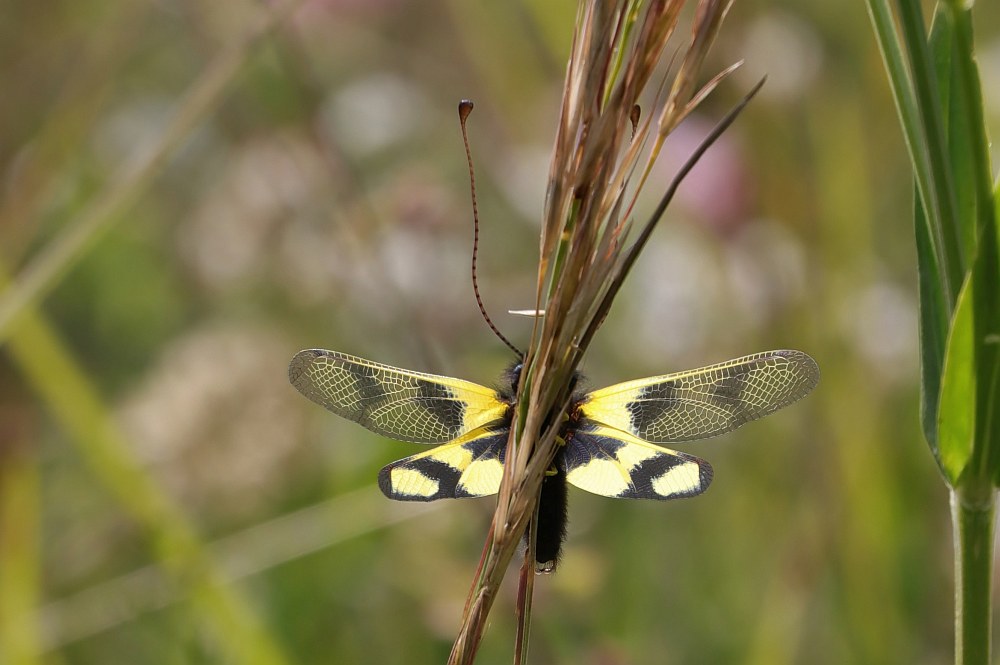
[289,348,819,571]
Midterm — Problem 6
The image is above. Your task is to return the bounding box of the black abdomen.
[533,452,569,572]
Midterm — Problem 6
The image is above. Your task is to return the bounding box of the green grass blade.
[0,448,42,665]
[0,264,292,665]
[993,180,1000,487]
[914,189,950,455]
[908,7,952,457]
[928,4,999,664]
[866,1,958,463]
[974,180,1000,488]
[935,1,1000,490]
[864,0,956,307]
[0,0,305,345]
[947,3,1000,489]
[929,1,1000,488]
[929,7,975,263]
[896,0,964,293]
[946,4,995,237]
[966,205,999,490]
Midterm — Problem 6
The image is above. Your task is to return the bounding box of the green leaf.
[865,0,957,306]
[930,6,975,267]
[926,1,1000,492]
[915,189,949,455]
[897,0,963,302]
[986,181,1000,488]
[914,10,954,463]
[947,2,1000,490]
[938,269,975,485]
[938,188,1000,489]
[929,8,952,117]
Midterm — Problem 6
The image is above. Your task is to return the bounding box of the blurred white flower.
[838,279,918,385]
[92,96,174,170]
[734,10,824,103]
[321,73,429,155]
[622,227,724,362]
[119,326,307,517]
[179,132,328,290]
[725,219,808,329]
[610,219,810,367]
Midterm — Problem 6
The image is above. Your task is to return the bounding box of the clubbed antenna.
[458,100,522,358]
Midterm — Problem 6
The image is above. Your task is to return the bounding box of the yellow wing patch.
[580,349,819,444]
[289,349,510,444]
[378,428,509,501]
[291,348,817,506]
[562,424,712,499]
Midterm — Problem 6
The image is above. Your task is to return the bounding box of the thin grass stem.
[0,264,292,665]
[0,0,306,344]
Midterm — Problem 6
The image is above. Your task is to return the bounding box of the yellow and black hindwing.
[289,348,819,566]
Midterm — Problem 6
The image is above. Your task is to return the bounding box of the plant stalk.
[952,486,996,665]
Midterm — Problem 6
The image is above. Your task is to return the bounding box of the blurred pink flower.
[650,114,751,235]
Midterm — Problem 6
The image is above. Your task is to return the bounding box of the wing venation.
[580,349,819,443]
[289,349,509,444]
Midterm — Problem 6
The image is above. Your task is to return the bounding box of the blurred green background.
[2,1,999,663]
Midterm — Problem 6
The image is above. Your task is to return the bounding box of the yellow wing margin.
[289,349,510,444]
[579,349,819,444]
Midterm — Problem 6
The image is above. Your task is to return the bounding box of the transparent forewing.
[563,424,712,499]
[378,428,509,501]
[580,350,819,443]
[289,349,510,444]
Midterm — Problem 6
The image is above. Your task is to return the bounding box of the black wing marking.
[562,424,713,499]
[289,349,510,444]
[580,350,819,443]
[378,428,509,501]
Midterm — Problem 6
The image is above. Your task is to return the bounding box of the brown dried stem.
[448,1,741,662]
